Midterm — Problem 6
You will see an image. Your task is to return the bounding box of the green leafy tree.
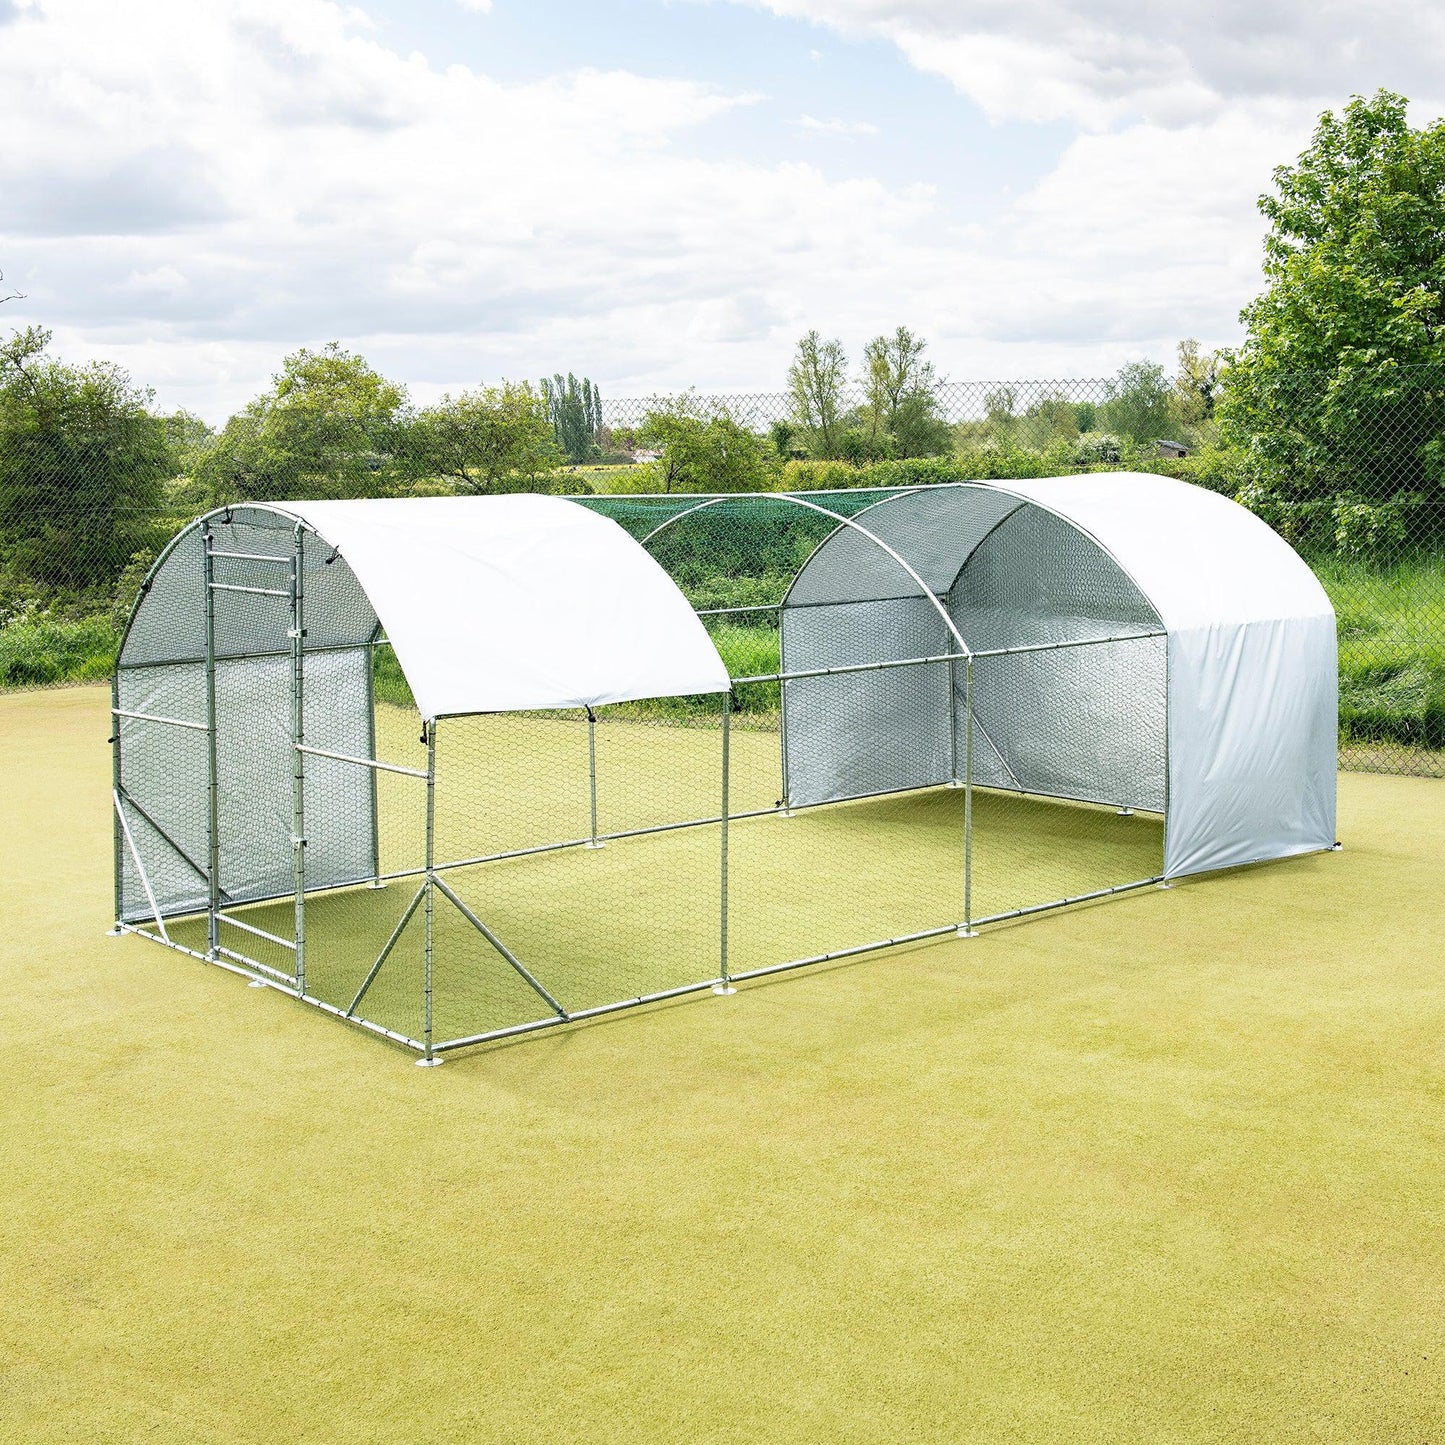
[859,326,951,458]
[1172,338,1221,431]
[769,418,802,459]
[983,385,1019,443]
[541,373,602,463]
[787,331,847,459]
[399,383,563,493]
[637,396,780,493]
[0,326,172,589]
[1221,90,1445,550]
[196,343,406,502]
[1023,390,1081,448]
[1099,361,1173,443]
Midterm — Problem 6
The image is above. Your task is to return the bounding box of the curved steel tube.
[638,490,973,659]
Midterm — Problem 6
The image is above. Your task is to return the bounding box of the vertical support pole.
[109,665,125,934]
[365,634,382,886]
[778,610,791,815]
[418,720,442,1065]
[959,654,977,938]
[203,521,221,959]
[714,690,735,995]
[947,651,961,786]
[585,706,603,848]
[289,524,307,995]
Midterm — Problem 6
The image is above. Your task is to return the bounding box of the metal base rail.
[116,864,1176,1061]
[116,922,428,1053]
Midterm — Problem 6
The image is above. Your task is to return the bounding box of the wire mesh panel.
[291,695,431,1046]
[425,707,727,1043]
[965,638,1168,924]
[725,698,968,980]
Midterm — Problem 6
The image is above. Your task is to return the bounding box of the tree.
[399,383,563,493]
[1023,390,1080,448]
[637,396,780,494]
[541,373,602,464]
[1172,338,1220,429]
[983,385,1019,443]
[197,343,406,502]
[769,418,801,459]
[1099,361,1173,443]
[787,331,847,459]
[0,326,172,589]
[859,326,950,458]
[1220,90,1445,547]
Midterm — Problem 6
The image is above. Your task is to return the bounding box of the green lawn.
[3,686,1445,1442]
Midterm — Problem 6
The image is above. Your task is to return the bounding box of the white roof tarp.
[782,474,1337,880]
[994,475,1337,878]
[286,495,729,719]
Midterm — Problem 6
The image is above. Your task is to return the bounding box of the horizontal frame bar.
[118,639,383,673]
[112,707,209,733]
[695,603,783,617]
[217,911,298,951]
[207,549,294,565]
[727,923,961,983]
[208,582,291,599]
[215,945,296,984]
[295,743,428,779]
[970,875,1164,926]
[731,630,1168,688]
[732,651,958,686]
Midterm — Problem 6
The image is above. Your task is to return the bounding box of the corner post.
[959,654,977,938]
[203,520,221,959]
[714,690,735,995]
[365,632,382,885]
[109,663,124,933]
[289,523,307,995]
[418,720,442,1065]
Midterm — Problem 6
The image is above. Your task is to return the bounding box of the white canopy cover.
[781,474,1337,880]
[288,495,730,718]
[1001,474,1337,877]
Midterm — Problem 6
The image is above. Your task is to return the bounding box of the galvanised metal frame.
[110,495,1172,1064]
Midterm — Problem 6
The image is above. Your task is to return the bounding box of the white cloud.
[740,0,1445,129]
[797,113,878,136]
[456,0,492,11]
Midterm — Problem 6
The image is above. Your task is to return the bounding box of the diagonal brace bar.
[432,876,568,1020]
[347,883,427,1017]
[113,790,170,943]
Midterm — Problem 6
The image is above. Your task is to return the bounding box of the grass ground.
[3,685,1445,1442]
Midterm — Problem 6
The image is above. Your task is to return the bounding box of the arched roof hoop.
[782,480,1166,647]
[639,490,974,659]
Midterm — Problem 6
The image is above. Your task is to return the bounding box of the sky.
[1,0,1441,422]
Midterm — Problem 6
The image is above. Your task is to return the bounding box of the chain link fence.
[4,370,1443,778]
